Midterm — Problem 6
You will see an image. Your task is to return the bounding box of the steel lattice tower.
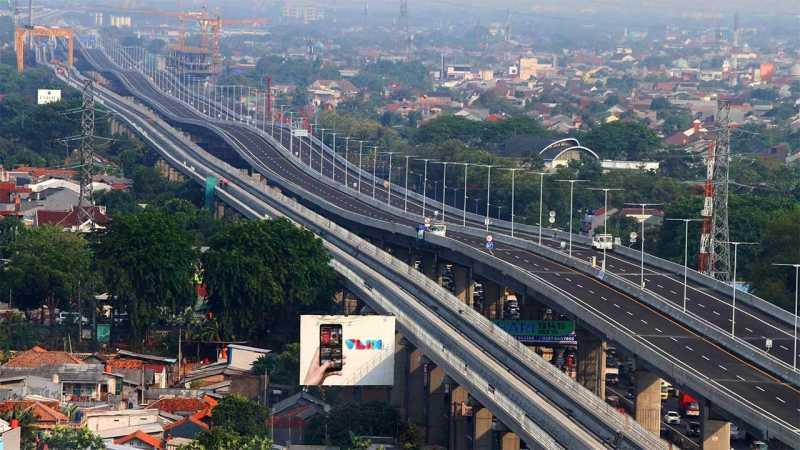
[77,79,96,229]
[709,102,731,281]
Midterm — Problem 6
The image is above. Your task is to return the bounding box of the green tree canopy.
[210,394,269,438]
[42,426,104,450]
[305,401,416,447]
[202,219,336,343]
[251,342,299,385]
[581,121,662,160]
[94,209,197,342]
[4,226,91,325]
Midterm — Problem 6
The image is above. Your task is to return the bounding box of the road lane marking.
[614,304,621,309]
[670,290,678,295]
[776,396,786,404]
[736,375,746,381]
[697,304,705,308]
[712,310,720,316]
[718,364,727,371]
[641,319,648,325]
[670,337,678,342]
[745,327,754,333]
[588,290,595,294]
[655,328,663,333]
[685,346,694,352]
[755,386,765,392]
[626,311,634,316]
[780,345,789,351]
[701,355,710,361]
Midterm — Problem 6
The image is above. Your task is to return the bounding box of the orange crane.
[14,26,74,72]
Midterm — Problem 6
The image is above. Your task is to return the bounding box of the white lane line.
[588,290,595,294]
[626,311,634,316]
[670,290,678,295]
[670,337,678,342]
[576,284,584,289]
[600,296,608,302]
[608,264,615,268]
[755,386,765,392]
[780,345,789,351]
[697,304,706,308]
[718,364,727,371]
[736,375,746,381]
[776,396,786,404]
[565,277,572,282]
[524,259,530,263]
[745,327,754,333]
[533,263,539,267]
[701,355,710,361]
[555,272,560,277]
[655,328,663,333]
[685,345,694,352]
[614,304,621,309]
[544,267,550,271]
[657,284,664,289]
[712,310,720,316]
[641,319,648,325]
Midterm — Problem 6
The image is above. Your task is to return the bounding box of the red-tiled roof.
[0,400,68,424]
[114,430,163,449]
[12,166,77,179]
[35,206,108,228]
[4,346,85,368]
[146,397,210,415]
[163,415,209,432]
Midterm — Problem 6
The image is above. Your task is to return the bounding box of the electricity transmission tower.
[77,79,96,229]
[709,102,732,281]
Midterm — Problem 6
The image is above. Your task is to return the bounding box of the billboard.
[493,320,576,345]
[37,89,62,105]
[299,315,395,386]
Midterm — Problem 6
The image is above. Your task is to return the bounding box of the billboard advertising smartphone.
[300,315,395,386]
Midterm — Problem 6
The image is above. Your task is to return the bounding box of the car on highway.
[591,233,614,250]
[605,373,619,385]
[730,423,746,440]
[686,421,701,437]
[663,411,681,425]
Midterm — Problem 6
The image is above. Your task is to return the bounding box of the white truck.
[592,233,614,250]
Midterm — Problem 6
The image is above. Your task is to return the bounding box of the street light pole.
[318,128,328,176]
[434,162,449,224]
[721,241,758,337]
[484,165,492,232]
[417,159,437,219]
[403,155,417,213]
[372,147,379,199]
[358,141,365,192]
[557,179,588,257]
[502,168,523,237]
[330,132,338,180]
[665,218,703,313]
[344,137,351,189]
[533,172,550,246]
[772,263,800,369]
[624,202,664,288]
[588,187,623,270]
[455,163,474,227]
[382,152,396,206]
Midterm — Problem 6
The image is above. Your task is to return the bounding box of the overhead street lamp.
[329,132,339,180]
[357,141,366,193]
[318,128,329,176]
[403,155,417,213]
[557,179,588,257]
[452,162,475,227]
[344,137,351,189]
[483,165,493,232]
[433,161,450,224]
[588,187,623,270]
[665,218,703,313]
[501,168,524,238]
[372,146,380,199]
[381,152,397,206]
[720,241,759,337]
[532,172,551,246]
[624,202,664,289]
[416,158,437,219]
[772,263,800,370]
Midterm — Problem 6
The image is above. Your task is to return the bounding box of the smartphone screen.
[319,324,343,371]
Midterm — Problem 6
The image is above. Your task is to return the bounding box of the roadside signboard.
[493,320,576,345]
[96,324,111,344]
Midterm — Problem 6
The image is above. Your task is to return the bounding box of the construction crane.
[14,25,74,72]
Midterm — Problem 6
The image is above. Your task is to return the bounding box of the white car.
[592,233,614,250]
[663,411,681,425]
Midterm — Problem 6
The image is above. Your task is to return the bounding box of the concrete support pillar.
[390,334,408,416]
[634,370,662,435]
[214,201,225,219]
[426,366,448,447]
[474,407,493,450]
[386,245,411,266]
[421,252,440,284]
[576,327,606,398]
[483,280,503,319]
[702,419,731,450]
[453,265,474,306]
[449,386,469,450]
[407,348,427,436]
[500,432,520,450]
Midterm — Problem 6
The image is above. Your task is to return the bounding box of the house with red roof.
[33,205,109,232]
[3,346,85,369]
[0,400,68,430]
[114,430,164,449]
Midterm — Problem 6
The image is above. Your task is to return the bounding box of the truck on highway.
[678,392,700,417]
[592,233,614,250]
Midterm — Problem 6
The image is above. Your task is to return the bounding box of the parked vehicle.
[56,312,88,326]
[663,411,681,425]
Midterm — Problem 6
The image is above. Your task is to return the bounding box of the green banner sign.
[96,324,111,344]
[493,320,575,344]
[204,176,218,210]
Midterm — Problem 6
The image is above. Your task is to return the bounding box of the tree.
[94,209,197,342]
[251,342,300,386]
[750,206,800,311]
[305,401,416,447]
[42,426,104,450]
[210,395,269,438]
[181,430,272,450]
[581,121,662,160]
[202,219,336,343]
[4,226,91,325]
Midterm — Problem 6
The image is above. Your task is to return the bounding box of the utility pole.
[710,102,732,281]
